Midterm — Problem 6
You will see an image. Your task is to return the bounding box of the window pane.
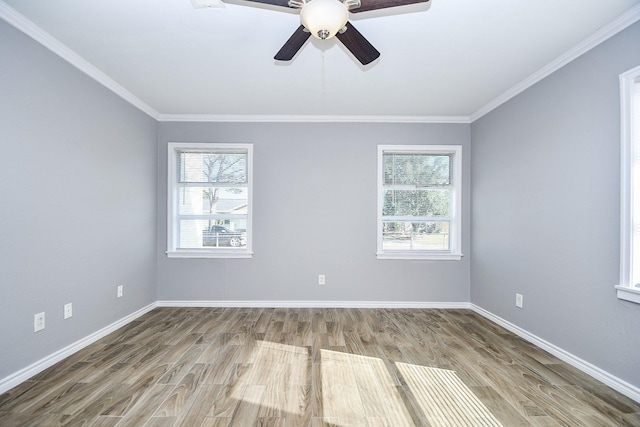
[179,219,247,249]
[178,186,248,216]
[168,143,252,258]
[382,221,450,251]
[178,151,247,184]
[377,145,461,259]
[632,80,640,286]
[383,153,451,186]
[382,189,450,217]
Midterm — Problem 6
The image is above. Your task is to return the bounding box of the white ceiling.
[2,0,639,121]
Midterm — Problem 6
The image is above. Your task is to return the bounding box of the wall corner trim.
[470,4,640,122]
[0,1,160,120]
[471,304,640,403]
[0,302,158,395]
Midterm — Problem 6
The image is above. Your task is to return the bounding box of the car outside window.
[167,143,253,258]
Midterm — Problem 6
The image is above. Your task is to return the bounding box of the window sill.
[167,250,253,259]
[377,252,463,261]
[615,285,640,304]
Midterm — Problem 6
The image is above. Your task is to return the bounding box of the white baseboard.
[156,300,472,309]
[0,302,157,395]
[471,304,640,403]
[3,301,638,405]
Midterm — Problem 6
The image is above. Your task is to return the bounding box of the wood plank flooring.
[0,308,639,426]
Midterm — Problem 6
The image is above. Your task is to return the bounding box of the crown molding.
[0,1,160,120]
[470,4,640,122]
[3,0,638,125]
[157,114,471,124]
[0,1,467,126]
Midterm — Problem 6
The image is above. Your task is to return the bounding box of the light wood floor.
[0,308,639,426]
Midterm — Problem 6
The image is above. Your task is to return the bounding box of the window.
[167,143,252,258]
[377,145,462,260]
[618,65,640,303]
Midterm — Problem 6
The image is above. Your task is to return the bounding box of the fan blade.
[335,22,380,65]
[351,0,429,13]
[275,25,311,61]
[231,0,291,8]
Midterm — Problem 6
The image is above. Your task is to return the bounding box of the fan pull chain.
[321,49,326,110]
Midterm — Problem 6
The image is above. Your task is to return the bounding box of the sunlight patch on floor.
[321,349,414,426]
[396,362,503,426]
[230,340,310,421]
[234,340,502,425]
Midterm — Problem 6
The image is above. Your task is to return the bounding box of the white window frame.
[377,145,463,260]
[618,65,640,303]
[167,142,253,259]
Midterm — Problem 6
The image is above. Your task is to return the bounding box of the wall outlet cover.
[516,293,524,308]
[34,312,45,332]
[64,303,72,319]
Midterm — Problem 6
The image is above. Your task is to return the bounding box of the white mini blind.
[377,145,462,260]
[167,143,253,258]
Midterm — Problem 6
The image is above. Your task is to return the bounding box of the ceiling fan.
[231,0,431,65]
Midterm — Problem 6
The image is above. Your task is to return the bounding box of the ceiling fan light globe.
[300,0,349,40]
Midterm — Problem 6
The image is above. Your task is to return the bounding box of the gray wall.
[0,21,158,379]
[157,122,471,303]
[471,22,640,387]
[4,2,638,395]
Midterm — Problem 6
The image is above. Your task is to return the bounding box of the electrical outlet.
[516,293,524,308]
[117,285,123,298]
[64,303,73,319]
[34,312,45,332]
[318,274,325,285]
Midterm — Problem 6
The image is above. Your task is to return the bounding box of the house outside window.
[167,143,253,258]
[377,145,462,260]
[618,65,640,303]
